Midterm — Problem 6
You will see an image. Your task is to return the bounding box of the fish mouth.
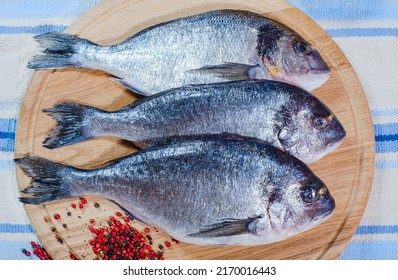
[314,192,335,221]
[326,135,344,151]
[306,68,330,75]
[305,138,344,163]
[315,207,334,220]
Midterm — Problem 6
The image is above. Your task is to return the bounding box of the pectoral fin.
[189,63,254,80]
[187,216,267,238]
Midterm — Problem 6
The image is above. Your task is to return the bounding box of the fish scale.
[43,80,346,163]
[28,9,330,94]
[17,139,335,246]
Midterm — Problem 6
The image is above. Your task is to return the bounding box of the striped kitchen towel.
[0,0,397,259]
[0,0,101,260]
[287,0,398,260]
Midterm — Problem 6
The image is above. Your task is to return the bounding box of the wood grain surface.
[14,0,375,260]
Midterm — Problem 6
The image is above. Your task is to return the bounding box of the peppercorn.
[88,216,162,260]
[55,235,63,244]
[80,197,87,204]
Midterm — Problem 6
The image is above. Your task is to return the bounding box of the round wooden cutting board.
[15,0,374,260]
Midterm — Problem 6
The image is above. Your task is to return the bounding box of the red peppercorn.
[71,203,77,208]
[79,203,84,209]
[172,238,181,244]
[69,253,78,260]
[80,197,87,204]
[54,213,61,220]
[165,241,171,248]
[115,211,122,217]
[144,227,150,233]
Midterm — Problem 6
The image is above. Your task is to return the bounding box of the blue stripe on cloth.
[0,160,12,169]
[376,141,398,154]
[376,159,398,169]
[288,0,398,21]
[372,109,398,117]
[356,225,398,235]
[0,241,37,260]
[326,28,398,38]
[374,123,398,136]
[0,0,101,19]
[0,224,33,234]
[0,132,14,139]
[0,119,15,152]
[0,138,14,152]
[376,135,398,142]
[340,240,398,260]
[0,25,67,34]
[0,118,16,133]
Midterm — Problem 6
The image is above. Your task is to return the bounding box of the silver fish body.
[44,80,346,163]
[28,10,330,94]
[17,140,335,246]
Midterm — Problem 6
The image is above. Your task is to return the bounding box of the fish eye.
[293,41,311,55]
[312,116,329,130]
[300,188,320,203]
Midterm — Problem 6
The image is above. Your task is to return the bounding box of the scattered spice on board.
[88,214,165,260]
[21,241,52,260]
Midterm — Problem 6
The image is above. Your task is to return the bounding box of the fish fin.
[189,63,254,80]
[109,77,152,97]
[15,157,74,205]
[187,216,266,238]
[28,32,96,69]
[42,102,101,149]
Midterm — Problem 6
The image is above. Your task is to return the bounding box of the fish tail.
[28,32,96,69]
[43,102,101,149]
[15,157,75,205]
